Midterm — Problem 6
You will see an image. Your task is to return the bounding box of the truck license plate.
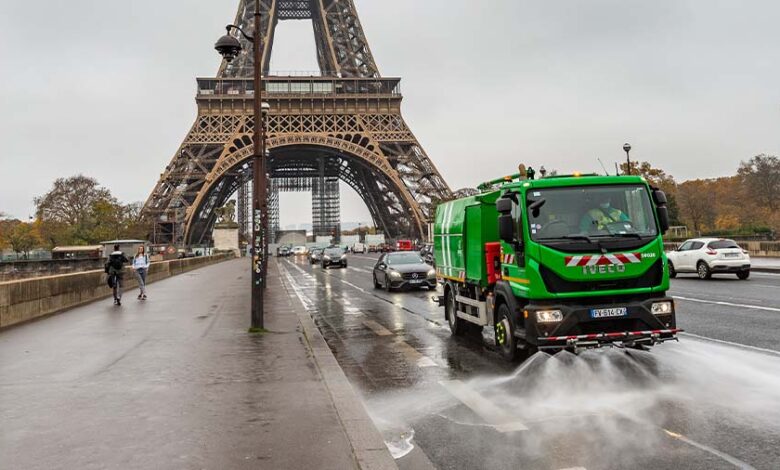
[590,307,628,318]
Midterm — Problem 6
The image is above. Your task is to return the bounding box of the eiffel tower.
[143,0,452,246]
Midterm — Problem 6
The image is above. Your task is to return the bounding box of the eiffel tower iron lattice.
[143,0,452,246]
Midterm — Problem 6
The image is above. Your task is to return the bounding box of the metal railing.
[197,77,401,97]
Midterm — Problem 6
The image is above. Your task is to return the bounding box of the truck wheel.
[668,262,677,278]
[445,288,466,336]
[737,270,750,280]
[697,261,712,280]
[495,303,519,362]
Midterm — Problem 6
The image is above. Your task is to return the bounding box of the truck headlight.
[536,310,563,323]
[389,270,402,279]
[427,268,436,278]
[651,301,673,315]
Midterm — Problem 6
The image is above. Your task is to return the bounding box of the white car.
[666,238,751,280]
[291,246,308,256]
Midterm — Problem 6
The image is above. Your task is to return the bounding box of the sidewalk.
[751,257,780,272]
[0,258,396,470]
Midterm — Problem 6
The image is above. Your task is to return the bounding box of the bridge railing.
[196,77,401,97]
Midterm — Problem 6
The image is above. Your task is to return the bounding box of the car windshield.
[387,253,424,265]
[324,248,344,256]
[709,240,739,249]
[528,184,658,242]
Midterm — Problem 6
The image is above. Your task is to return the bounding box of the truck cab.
[434,173,680,361]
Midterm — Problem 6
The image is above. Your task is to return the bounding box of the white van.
[352,242,366,254]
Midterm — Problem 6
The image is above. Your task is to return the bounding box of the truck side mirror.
[498,214,516,243]
[651,189,670,234]
[656,206,670,234]
[496,196,516,243]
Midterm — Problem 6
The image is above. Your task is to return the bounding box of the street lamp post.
[215,0,269,329]
[623,143,632,175]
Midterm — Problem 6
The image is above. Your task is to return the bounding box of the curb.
[752,267,780,273]
[277,261,399,470]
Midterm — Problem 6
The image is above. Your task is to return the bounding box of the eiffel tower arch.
[143,0,451,246]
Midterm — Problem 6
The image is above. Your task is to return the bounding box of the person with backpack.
[105,244,129,306]
[132,245,150,300]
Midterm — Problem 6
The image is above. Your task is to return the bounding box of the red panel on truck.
[485,242,502,284]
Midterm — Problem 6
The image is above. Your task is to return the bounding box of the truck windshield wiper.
[610,233,643,239]
[538,235,594,243]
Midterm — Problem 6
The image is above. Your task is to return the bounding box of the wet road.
[279,254,780,470]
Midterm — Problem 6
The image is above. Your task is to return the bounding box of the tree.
[738,154,780,211]
[677,179,717,234]
[7,222,40,259]
[620,161,682,225]
[35,175,115,243]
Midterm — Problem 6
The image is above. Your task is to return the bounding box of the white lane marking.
[341,280,367,293]
[353,267,374,274]
[395,340,440,368]
[680,332,780,357]
[363,320,393,336]
[439,380,528,432]
[674,295,780,313]
[663,429,757,470]
[351,255,381,261]
[278,263,316,311]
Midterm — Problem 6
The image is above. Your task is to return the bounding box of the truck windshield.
[528,184,658,242]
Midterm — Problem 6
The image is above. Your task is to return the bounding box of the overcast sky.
[1,0,778,227]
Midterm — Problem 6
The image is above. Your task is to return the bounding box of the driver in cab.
[579,196,630,233]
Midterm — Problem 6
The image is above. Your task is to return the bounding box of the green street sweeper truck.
[434,170,681,361]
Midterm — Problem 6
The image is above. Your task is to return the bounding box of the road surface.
[279,253,780,470]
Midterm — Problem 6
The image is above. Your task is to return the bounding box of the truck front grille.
[540,260,663,294]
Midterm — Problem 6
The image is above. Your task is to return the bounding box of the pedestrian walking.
[132,245,150,301]
[105,244,129,306]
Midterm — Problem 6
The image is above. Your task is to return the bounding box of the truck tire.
[495,303,519,362]
[668,261,677,278]
[697,261,712,280]
[445,288,466,336]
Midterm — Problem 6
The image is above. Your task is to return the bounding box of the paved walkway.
[0,258,395,469]
[751,257,780,271]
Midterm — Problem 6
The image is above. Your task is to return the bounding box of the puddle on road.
[367,339,780,467]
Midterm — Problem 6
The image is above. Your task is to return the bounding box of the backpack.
[109,256,124,270]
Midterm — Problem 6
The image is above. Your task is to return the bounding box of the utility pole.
[215,0,270,329]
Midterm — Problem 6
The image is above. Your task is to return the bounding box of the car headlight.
[536,309,563,323]
[341,254,347,259]
[389,270,402,279]
[323,256,331,260]
[651,301,674,315]
[427,268,436,278]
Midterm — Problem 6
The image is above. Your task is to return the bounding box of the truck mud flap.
[537,328,683,351]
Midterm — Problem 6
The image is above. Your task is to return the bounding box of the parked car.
[373,252,436,291]
[666,238,751,279]
[291,246,308,257]
[309,248,324,264]
[352,242,366,254]
[321,247,347,269]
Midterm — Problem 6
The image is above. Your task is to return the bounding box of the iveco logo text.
[583,264,626,275]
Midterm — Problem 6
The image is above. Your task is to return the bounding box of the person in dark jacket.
[106,244,129,305]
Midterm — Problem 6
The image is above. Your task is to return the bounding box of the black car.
[321,247,347,269]
[373,252,436,291]
[309,248,325,264]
